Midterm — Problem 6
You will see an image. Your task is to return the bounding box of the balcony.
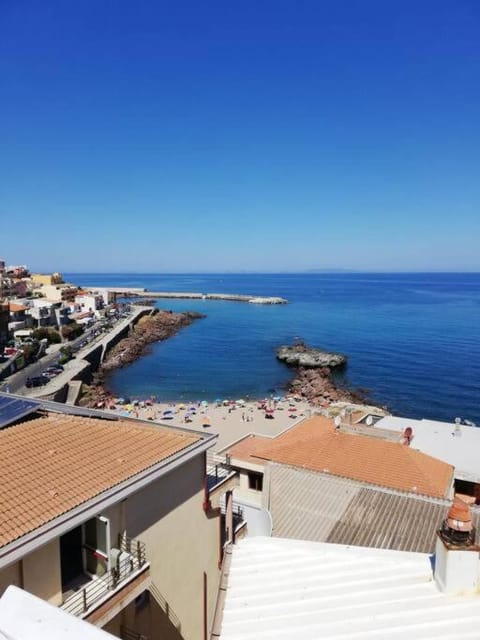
[206,451,238,499]
[61,535,150,624]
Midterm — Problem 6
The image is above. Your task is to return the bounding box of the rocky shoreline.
[79,309,205,407]
[79,324,377,413]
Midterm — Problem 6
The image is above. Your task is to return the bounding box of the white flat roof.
[0,586,115,639]
[220,537,480,639]
[375,416,480,483]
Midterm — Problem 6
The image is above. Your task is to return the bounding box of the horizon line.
[58,270,480,275]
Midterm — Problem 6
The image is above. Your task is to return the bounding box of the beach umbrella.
[178,404,186,410]
[273,396,281,401]
[189,406,197,411]
[265,408,274,414]
[202,416,211,427]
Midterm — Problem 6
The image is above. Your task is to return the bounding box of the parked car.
[42,367,63,377]
[26,375,49,388]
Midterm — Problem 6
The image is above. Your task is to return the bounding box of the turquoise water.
[65,273,480,423]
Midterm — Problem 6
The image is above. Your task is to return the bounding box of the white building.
[215,529,480,639]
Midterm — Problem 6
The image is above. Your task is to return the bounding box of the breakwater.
[89,287,288,305]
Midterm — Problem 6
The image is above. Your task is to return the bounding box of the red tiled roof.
[0,415,200,547]
[226,416,453,499]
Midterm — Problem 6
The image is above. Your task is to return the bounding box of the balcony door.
[60,525,84,592]
[60,516,111,592]
[83,515,111,578]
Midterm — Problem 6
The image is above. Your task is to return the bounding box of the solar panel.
[0,393,40,428]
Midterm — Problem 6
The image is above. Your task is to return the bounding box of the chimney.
[434,499,480,595]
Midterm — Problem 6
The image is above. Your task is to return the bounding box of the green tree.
[61,322,84,341]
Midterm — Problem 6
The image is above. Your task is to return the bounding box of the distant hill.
[306,268,359,273]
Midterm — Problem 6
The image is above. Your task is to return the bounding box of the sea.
[65,273,480,425]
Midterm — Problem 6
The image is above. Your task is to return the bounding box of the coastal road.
[3,308,146,396]
[3,316,126,394]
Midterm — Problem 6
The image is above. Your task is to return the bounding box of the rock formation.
[100,310,204,372]
[276,341,347,368]
[288,366,367,406]
[276,340,368,406]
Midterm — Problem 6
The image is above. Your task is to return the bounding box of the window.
[248,472,263,492]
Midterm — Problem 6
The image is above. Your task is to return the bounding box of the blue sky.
[1,0,479,272]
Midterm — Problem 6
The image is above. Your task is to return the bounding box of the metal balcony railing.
[206,451,235,492]
[61,536,147,618]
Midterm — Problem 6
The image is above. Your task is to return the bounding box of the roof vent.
[435,499,479,595]
[440,498,474,546]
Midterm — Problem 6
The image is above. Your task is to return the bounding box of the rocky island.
[276,342,347,368]
[277,341,367,406]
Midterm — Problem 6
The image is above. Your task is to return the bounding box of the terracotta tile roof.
[224,434,272,465]
[226,416,453,499]
[0,414,200,547]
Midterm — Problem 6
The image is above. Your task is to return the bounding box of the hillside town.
[0,259,118,369]
[1,257,480,640]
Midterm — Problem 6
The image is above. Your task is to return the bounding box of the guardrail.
[61,535,147,618]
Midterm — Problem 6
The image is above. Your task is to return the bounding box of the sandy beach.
[102,396,315,452]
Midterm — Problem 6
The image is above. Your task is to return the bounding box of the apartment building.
[0,395,231,640]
